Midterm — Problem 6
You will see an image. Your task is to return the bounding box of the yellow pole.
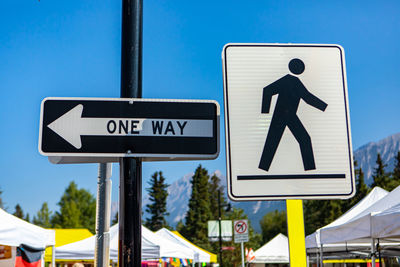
[286,199,307,267]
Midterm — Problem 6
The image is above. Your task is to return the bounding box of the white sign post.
[223,43,355,200]
[234,220,249,267]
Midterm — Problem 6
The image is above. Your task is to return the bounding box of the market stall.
[251,233,289,266]
[0,208,55,267]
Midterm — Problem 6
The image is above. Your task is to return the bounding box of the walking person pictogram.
[259,58,328,172]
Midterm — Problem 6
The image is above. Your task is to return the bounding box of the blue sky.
[0,0,399,218]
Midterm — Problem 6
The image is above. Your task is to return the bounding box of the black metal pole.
[119,0,143,267]
[218,190,223,267]
[377,239,382,266]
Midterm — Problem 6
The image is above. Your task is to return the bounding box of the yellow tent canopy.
[172,231,217,263]
[45,228,217,263]
[44,229,93,262]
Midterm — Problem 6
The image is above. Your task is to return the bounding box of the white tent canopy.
[319,185,400,244]
[0,208,55,249]
[56,224,160,260]
[142,226,194,259]
[371,202,400,238]
[56,224,195,261]
[155,228,211,262]
[306,187,388,248]
[253,233,289,263]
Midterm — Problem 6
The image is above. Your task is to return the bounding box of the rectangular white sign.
[208,220,233,242]
[234,220,249,243]
[223,43,355,200]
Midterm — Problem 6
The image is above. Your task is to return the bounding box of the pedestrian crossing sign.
[222,43,355,200]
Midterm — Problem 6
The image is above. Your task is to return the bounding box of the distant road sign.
[39,97,219,161]
[223,43,354,200]
[234,220,249,243]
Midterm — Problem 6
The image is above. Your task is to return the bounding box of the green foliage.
[304,200,331,235]
[111,212,118,225]
[388,151,400,190]
[175,220,185,233]
[369,151,400,191]
[0,187,4,209]
[260,210,287,243]
[345,160,369,209]
[33,202,53,228]
[220,208,262,266]
[393,151,400,181]
[371,153,390,189]
[51,181,96,233]
[208,173,227,220]
[181,165,212,250]
[13,204,24,219]
[145,171,169,231]
[12,204,30,223]
[24,213,30,223]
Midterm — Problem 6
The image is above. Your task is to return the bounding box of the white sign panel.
[208,220,232,242]
[223,43,355,200]
[234,220,249,243]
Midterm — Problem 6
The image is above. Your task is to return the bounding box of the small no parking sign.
[234,220,249,243]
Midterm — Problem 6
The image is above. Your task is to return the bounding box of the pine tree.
[393,151,400,180]
[25,213,30,223]
[51,181,96,233]
[353,162,369,203]
[181,165,212,250]
[356,165,369,197]
[208,173,228,220]
[33,202,53,228]
[111,212,118,225]
[145,171,169,231]
[304,199,343,235]
[388,151,400,190]
[175,220,185,233]
[304,200,324,235]
[0,187,4,209]
[13,204,24,219]
[371,153,390,189]
[260,210,287,243]
[341,160,369,211]
[328,200,342,223]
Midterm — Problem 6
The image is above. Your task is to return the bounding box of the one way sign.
[39,97,219,161]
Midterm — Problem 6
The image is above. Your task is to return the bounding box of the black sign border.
[39,98,220,160]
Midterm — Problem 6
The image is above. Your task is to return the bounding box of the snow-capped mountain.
[354,132,400,185]
[165,172,194,224]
